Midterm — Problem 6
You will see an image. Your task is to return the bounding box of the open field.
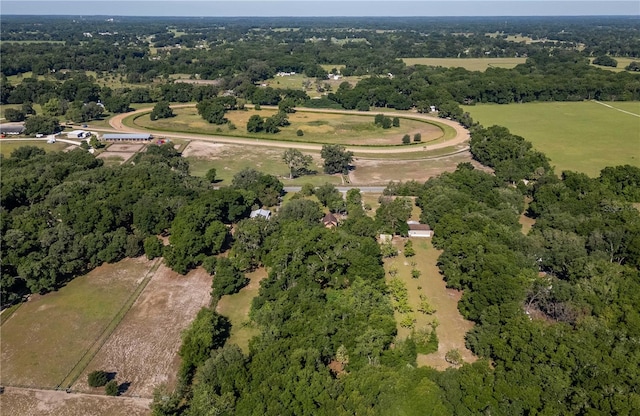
[131,107,444,146]
[349,151,486,185]
[263,73,365,98]
[0,387,151,416]
[183,141,341,186]
[402,57,527,71]
[0,139,71,156]
[72,265,212,398]
[0,258,152,389]
[463,101,640,176]
[216,268,267,353]
[384,238,476,370]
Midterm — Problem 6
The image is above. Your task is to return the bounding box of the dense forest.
[2,14,640,416]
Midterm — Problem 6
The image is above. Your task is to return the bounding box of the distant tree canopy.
[592,55,618,67]
[150,100,174,120]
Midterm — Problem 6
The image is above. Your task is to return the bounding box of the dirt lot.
[72,265,212,398]
[0,387,150,416]
[181,140,226,158]
[106,144,146,153]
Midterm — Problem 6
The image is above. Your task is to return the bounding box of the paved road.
[284,186,387,193]
[105,104,469,155]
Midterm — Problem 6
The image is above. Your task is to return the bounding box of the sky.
[1,1,638,17]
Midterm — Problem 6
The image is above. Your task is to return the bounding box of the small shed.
[250,209,271,220]
[322,213,338,228]
[407,221,433,238]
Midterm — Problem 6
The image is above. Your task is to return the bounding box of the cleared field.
[216,268,267,353]
[72,265,212,398]
[385,239,476,370]
[131,107,443,146]
[463,101,640,176]
[0,140,71,156]
[0,258,152,389]
[402,57,527,71]
[0,387,151,416]
[349,150,484,185]
[184,141,340,186]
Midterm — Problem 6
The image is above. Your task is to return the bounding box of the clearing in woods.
[384,238,476,370]
[402,57,527,71]
[216,267,268,353]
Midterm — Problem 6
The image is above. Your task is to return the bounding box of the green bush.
[88,370,109,387]
[105,380,119,396]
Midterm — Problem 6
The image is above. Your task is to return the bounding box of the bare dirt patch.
[181,140,226,158]
[72,265,212,398]
[96,152,136,163]
[106,144,146,153]
[0,387,150,416]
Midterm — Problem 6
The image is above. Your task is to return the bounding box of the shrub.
[413,133,422,142]
[402,134,411,144]
[392,117,400,127]
[105,380,119,396]
[296,129,304,136]
[88,370,109,387]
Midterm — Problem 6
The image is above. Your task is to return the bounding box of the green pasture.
[0,258,151,389]
[0,140,71,156]
[130,107,445,147]
[402,57,527,71]
[463,101,640,176]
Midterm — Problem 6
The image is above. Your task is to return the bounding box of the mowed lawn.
[0,258,152,389]
[402,57,527,71]
[463,101,640,176]
[216,268,268,353]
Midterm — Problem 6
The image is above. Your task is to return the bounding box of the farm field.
[0,258,152,389]
[402,57,527,71]
[384,238,476,370]
[130,107,444,146]
[216,268,268,353]
[463,101,640,176]
[589,57,638,72]
[72,265,212,398]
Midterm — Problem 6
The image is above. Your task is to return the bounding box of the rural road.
[105,104,470,155]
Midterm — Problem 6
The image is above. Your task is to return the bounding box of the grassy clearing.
[463,101,640,176]
[0,140,71,156]
[184,142,340,186]
[264,74,365,98]
[131,107,444,146]
[384,238,476,369]
[402,57,527,71]
[216,268,267,353]
[0,258,152,389]
[589,57,638,73]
